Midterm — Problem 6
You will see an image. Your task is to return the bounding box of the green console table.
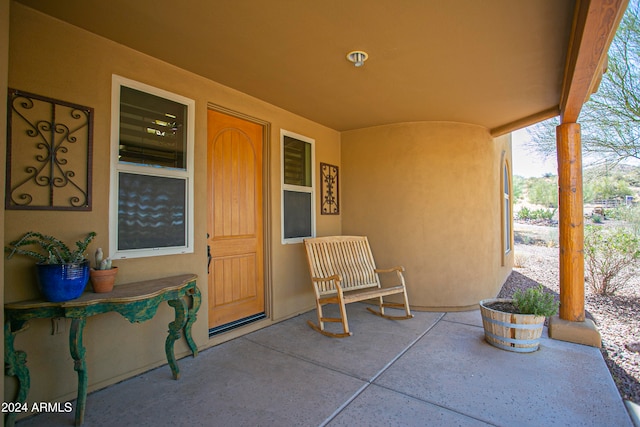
[4,274,201,427]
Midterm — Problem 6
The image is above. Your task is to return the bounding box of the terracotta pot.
[89,267,118,293]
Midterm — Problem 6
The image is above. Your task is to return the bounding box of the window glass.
[119,87,187,169]
[117,172,186,250]
[504,164,509,194]
[283,136,312,187]
[281,130,315,244]
[503,162,511,254]
[283,191,312,239]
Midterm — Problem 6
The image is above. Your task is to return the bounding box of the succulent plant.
[5,231,96,264]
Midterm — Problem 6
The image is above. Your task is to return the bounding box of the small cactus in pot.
[94,248,113,270]
[89,248,118,293]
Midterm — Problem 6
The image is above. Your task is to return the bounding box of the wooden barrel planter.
[479,298,546,353]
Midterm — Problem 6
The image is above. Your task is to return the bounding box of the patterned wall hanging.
[6,88,93,210]
[320,162,339,215]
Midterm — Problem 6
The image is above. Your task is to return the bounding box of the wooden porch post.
[556,122,585,322]
[550,123,599,347]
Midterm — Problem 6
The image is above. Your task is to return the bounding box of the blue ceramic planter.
[36,260,90,302]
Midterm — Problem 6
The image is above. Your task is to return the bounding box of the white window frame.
[503,160,512,255]
[109,75,195,259]
[281,129,315,244]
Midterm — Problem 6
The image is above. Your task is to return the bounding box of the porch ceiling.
[15,0,623,134]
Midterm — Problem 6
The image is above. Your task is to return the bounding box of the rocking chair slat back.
[306,236,379,295]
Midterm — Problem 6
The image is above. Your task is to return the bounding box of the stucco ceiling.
[17,0,578,133]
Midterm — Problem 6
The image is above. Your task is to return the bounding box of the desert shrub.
[602,208,615,219]
[607,206,624,220]
[517,207,531,220]
[534,208,556,220]
[518,234,534,245]
[584,226,640,295]
[517,207,556,221]
[513,251,527,268]
[609,205,640,236]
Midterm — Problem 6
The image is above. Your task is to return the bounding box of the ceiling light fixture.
[346,50,369,68]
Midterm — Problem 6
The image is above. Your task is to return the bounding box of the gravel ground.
[499,243,640,405]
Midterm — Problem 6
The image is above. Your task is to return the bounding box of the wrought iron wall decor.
[320,162,339,215]
[6,89,93,210]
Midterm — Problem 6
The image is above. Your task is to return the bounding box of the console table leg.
[184,285,201,357]
[69,318,87,426]
[4,321,30,427]
[166,298,187,380]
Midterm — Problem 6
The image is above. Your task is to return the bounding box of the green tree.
[526,1,640,163]
[512,175,525,201]
[583,163,635,202]
[526,176,558,208]
[586,176,632,202]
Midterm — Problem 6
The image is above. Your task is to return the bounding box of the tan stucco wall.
[5,3,339,408]
[341,122,513,310]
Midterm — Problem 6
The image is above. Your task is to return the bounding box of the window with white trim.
[503,161,512,254]
[281,130,315,244]
[110,75,194,259]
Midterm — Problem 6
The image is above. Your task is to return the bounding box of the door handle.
[207,233,212,274]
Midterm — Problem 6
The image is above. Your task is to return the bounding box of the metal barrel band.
[483,316,543,330]
[484,330,540,346]
[484,332,540,353]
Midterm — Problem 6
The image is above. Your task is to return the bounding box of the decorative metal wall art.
[320,162,339,215]
[6,89,93,210]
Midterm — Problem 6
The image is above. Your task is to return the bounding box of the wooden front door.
[207,109,264,330]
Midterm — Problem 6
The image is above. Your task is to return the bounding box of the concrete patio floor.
[16,304,633,426]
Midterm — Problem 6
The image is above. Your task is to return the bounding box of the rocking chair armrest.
[375,266,406,288]
[311,274,342,283]
[310,274,345,297]
[374,266,405,274]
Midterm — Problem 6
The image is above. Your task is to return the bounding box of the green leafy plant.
[584,225,640,295]
[5,231,96,264]
[513,285,559,317]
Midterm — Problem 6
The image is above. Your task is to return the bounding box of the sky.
[511,129,557,178]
